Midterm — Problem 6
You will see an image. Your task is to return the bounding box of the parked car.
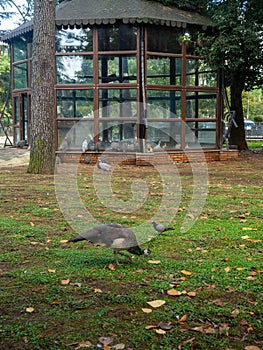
[244,119,255,131]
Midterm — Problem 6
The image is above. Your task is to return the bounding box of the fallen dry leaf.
[145,325,157,330]
[221,257,229,262]
[108,263,116,271]
[94,288,103,293]
[66,340,93,349]
[204,283,216,290]
[244,346,261,350]
[241,235,250,240]
[245,276,256,281]
[187,291,196,297]
[224,267,231,273]
[30,222,35,227]
[239,318,249,326]
[61,279,70,285]
[238,214,246,219]
[155,329,166,334]
[178,337,196,348]
[48,269,56,273]
[147,300,166,308]
[179,314,187,322]
[212,299,224,307]
[77,341,93,349]
[249,271,257,276]
[148,260,161,264]
[190,325,216,334]
[231,309,240,318]
[26,307,35,313]
[60,240,68,244]
[141,308,152,313]
[181,270,192,276]
[187,213,195,219]
[30,241,44,246]
[167,289,182,296]
[111,344,125,350]
[218,323,230,335]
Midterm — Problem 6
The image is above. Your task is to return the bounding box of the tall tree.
[0,49,11,115]
[0,0,33,35]
[196,0,263,150]
[27,0,56,174]
[152,0,263,150]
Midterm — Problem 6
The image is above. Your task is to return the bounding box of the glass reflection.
[147,56,182,85]
[147,90,181,118]
[57,89,94,118]
[14,63,28,89]
[99,55,137,84]
[56,28,93,53]
[98,25,137,51]
[56,56,93,84]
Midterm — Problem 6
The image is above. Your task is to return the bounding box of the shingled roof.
[2,0,213,42]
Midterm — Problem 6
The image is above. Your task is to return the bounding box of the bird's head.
[144,248,151,255]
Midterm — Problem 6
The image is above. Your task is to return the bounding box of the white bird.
[82,137,89,153]
[67,223,151,265]
[97,159,112,172]
[152,221,174,233]
[153,140,162,151]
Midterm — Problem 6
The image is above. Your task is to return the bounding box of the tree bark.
[27,0,56,174]
[229,73,248,151]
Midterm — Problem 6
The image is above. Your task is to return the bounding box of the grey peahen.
[67,223,150,265]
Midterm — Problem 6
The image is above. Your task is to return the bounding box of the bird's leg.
[114,250,120,265]
[119,252,133,262]
[114,250,132,264]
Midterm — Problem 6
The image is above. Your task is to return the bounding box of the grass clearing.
[0,154,262,349]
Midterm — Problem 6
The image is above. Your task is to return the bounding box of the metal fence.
[246,124,263,139]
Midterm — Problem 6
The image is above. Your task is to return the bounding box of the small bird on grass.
[97,158,112,172]
[152,221,174,234]
[67,223,150,265]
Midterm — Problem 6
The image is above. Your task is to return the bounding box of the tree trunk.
[27,0,56,174]
[229,74,248,151]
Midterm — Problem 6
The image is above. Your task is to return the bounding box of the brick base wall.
[57,150,239,165]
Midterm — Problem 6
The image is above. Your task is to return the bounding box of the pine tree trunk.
[27,0,56,174]
[229,74,248,151]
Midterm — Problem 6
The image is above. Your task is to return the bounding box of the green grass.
[0,158,262,350]
[247,140,263,149]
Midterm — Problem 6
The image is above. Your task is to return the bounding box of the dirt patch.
[0,148,30,167]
